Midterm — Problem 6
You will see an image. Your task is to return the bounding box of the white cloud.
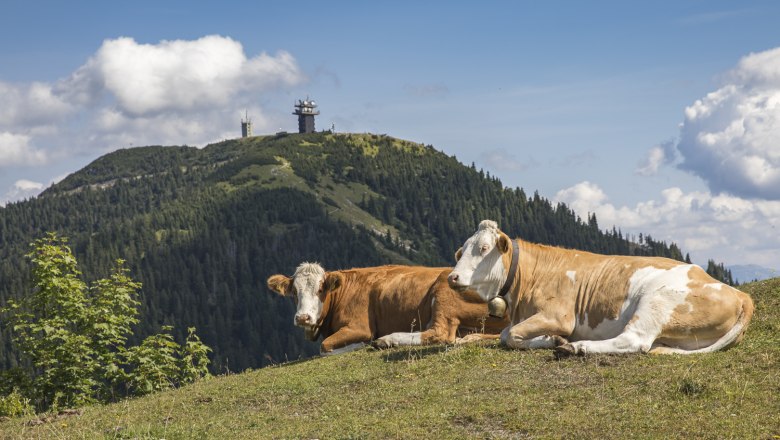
[636,140,678,176]
[65,35,304,116]
[676,46,780,200]
[0,132,47,166]
[1,179,45,206]
[0,81,73,128]
[554,181,780,267]
[0,35,305,168]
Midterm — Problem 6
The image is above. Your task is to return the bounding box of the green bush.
[0,233,211,413]
[0,390,33,417]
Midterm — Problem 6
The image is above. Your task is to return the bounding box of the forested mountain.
[0,132,695,372]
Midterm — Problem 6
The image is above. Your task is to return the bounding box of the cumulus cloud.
[0,132,47,166]
[0,35,305,171]
[1,179,45,206]
[554,181,780,267]
[62,35,304,116]
[636,140,678,176]
[0,81,73,127]
[676,46,780,200]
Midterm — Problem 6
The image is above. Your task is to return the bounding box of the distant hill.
[729,264,779,283]
[0,132,701,372]
[4,277,778,438]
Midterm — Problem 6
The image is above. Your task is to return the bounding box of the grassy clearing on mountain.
[3,280,778,439]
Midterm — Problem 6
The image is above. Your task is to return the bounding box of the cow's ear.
[454,247,463,262]
[497,232,511,254]
[267,274,292,296]
[322,272,344,292]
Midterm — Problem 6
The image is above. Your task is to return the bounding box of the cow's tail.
[650,291,754,355]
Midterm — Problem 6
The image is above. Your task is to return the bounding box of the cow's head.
[267,262,343,340]
[448,220,513,302]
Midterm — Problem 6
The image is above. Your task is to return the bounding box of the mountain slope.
[730,264,779,283]
[4,277,779,439]
[0,132,693,372]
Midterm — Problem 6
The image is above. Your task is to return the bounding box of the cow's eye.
[480,244,490,254]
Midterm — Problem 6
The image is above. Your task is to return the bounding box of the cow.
[267,262,508,354]
[447,220,754,355]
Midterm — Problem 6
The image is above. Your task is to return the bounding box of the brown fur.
[268,265,508,352]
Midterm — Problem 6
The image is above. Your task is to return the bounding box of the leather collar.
[496,239,519,299]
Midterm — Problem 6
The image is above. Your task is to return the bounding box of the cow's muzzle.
[447,273,469,292]
[295,313,315,326]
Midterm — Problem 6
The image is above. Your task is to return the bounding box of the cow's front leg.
[373,317,460,349]
[320,327,372,354]
[372,332,423,349]
[501,314,570,350]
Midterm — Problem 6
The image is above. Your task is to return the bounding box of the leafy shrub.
[0,390,33,417]
[0,233,211,413]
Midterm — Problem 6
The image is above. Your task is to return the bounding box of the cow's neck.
[314,280,338,338]
[512,239,555,304]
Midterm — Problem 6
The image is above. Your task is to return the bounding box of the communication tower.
[241,110,253,138]
[293,97,319,133]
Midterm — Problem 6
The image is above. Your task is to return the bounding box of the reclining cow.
[447,220,754,355]
[267,263,507,354]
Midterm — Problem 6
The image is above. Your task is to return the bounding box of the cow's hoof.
[371,337,393,350]
[552,335,569,347]
[554,343,579,359]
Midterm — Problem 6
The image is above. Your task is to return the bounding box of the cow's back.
[332,266,447,338]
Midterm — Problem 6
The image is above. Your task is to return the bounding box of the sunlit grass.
[3,279,779,439]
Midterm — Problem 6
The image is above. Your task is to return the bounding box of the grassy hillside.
[4,278,778,439]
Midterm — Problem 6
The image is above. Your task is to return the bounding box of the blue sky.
[1,1,779,270]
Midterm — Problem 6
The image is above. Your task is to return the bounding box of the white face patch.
[566,270,577,284]
[291,263,326,328]
[450,220,508,301]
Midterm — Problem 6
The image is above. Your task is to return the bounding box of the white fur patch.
[291,262,326,326]
[704,283,724,290]
[570,264,694,354]
[376,332,422,347]
[450,220,508,302]
[566,270,576,284]
[571,264,693,343]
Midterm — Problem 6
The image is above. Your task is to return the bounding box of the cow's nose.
[448,273,459,286]
[295,314,312,325]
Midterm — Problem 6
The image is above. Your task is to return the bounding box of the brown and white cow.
[447,220,754,355]
[267,263,508,354]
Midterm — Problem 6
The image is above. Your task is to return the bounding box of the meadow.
[3,278,778,439]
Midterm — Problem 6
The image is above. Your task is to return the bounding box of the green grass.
[3,279,779,439]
